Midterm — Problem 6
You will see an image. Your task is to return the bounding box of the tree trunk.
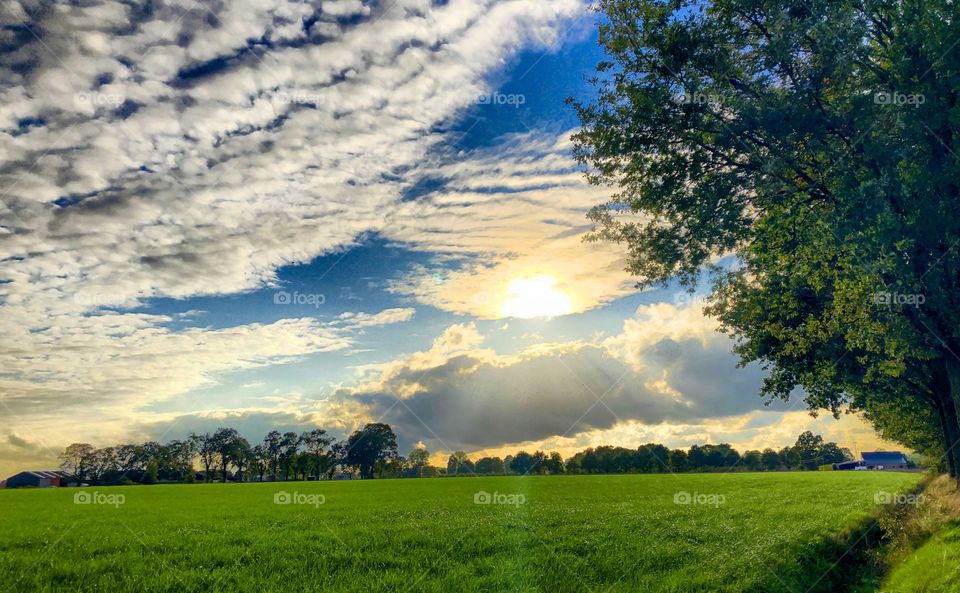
[933,357,960,483]
[946,356,960,486]
[932,395,956,478]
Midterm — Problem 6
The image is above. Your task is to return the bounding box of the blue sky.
[0,0,886,475]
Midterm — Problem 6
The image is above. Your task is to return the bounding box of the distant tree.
[143,459,159,484]
[345,424,398,479]
[793,431,827,471]
[742,450,762,472]
[820,442,848,466]
[530,451,548,475]
[189,433,218,483]
[212,428,242,482]
[446,451,473,476]
[231,437,252,482]
[279,432,301,480]
[294,452,312,480]
[301,429,334,479]
[251,444,269,482]
[668,449,688,473]
[162,440,195,481]
[580,449,599,474]
[778,446,801,470]
[544,452,565,475]
[115,444,140,476]
[377,455,405,479]
[326,442,346,480]
[263,430,282,479]
[407,447,430,478]
[509,451,535,475]
[59,443,95,481]
[760,449,780,471]
[87,447,116,483]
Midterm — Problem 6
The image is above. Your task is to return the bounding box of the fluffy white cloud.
[0,0,588,475]
[1,0,585,326]
[0,307,414,435]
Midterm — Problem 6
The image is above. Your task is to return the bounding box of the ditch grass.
[0,472,920,593]
[872,475,960,593]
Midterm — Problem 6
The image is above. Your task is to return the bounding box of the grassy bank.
[873,475,960,593]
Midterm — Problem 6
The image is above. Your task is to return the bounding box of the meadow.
[0,472,921,593]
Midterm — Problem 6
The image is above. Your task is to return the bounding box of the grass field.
[0,472,921,593]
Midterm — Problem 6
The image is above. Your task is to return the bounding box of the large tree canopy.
[572,0,960,476]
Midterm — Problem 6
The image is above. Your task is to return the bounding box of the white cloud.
[0,0,586,472]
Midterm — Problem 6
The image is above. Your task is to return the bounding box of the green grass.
[882,521,960,593]
[0,472,920,593]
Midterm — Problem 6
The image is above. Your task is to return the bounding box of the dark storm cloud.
[349,338,775,451]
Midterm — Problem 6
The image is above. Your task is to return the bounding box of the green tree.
[742,450,762,471]
[530,451,548,475]
[474,456,505,475]
[407,447,430,477]
[572,0,960,479]
[212,428,244,482]
[251,444,269,482]
[301,429,334,479]
[446,451,472,476]
[278,432,301,480]
[544,452,565,474]
[509,451,535,475]
[58,443,95,482]
[345,423,398,479]
[189,433,218,483]
[760,449,780,471]
[794,431,827,471]
[668,449,688,473]
[262,430,282,480]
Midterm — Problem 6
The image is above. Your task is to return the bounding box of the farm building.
[834,460,864,470]
[4,470,74,488]
[861,451,909,470]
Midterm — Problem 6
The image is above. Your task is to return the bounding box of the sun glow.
[500,275,573,319]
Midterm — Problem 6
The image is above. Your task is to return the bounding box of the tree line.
[58,425,852,484]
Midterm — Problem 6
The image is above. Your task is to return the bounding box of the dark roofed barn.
[861,451,908,470]
[4,470,73,488]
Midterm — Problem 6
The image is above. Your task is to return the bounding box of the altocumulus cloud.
[0,0,585,462]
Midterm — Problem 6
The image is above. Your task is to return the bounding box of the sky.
[0,0,893,477]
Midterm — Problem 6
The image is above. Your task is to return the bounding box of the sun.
[500,275,573,319]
